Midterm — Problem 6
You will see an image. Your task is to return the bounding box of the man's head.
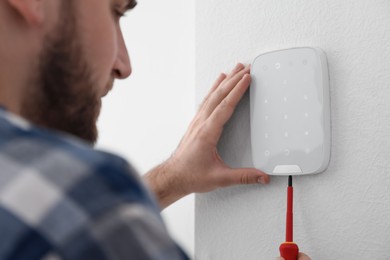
[0,0,136,143]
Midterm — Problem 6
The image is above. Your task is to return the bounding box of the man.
[0,0,269,258]
[0,0,308,259]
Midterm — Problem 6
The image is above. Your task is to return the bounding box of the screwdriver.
[279,175,299,260]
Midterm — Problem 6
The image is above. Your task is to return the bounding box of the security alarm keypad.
[250,47,331,175]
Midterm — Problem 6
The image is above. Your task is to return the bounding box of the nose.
[112,30,131,79]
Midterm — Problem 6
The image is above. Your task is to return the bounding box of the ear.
[7,0,44,25]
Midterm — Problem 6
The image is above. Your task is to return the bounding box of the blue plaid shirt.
[0,108,189,260]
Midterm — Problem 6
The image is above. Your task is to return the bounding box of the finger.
[219,63,251,89]
[202,64,250,118]
[275,258,284,260]
[206,73,251,139]
[204,65,249,115]
[298,253,311,260]
[199,73,227,110]
[221,167,270,186]
[222,63,246,82]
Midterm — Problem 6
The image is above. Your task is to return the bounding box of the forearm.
[143,161,188,210]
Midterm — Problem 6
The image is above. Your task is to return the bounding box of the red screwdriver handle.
[279,176,299,260]
[279,242,299,260]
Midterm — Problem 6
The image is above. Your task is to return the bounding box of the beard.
[21,1,102,144]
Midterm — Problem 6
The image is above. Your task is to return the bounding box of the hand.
[144,63,270,209]
[276,252,311,260]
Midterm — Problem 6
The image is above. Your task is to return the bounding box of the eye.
[114,9,126,18]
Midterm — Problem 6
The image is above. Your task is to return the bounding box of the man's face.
[21,0,133,144]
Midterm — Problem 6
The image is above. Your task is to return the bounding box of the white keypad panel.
[250,47,330,175]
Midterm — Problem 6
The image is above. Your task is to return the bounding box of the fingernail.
[235,63,243,70]
[257,176,269,184]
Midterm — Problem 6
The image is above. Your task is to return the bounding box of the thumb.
[275,258,285,260]
[298,253,311,260]
[224,168,270,185]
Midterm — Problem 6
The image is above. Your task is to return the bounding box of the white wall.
[96,0,195,256]
[195,0,390,259]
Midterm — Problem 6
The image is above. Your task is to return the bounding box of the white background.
[195,0,390,259]
[96,0,195,256]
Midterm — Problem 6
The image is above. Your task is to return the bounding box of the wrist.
[144,159,188,210]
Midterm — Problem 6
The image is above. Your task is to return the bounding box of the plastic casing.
[250,47,331,175]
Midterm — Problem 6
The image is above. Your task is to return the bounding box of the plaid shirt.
[0,108,189,260]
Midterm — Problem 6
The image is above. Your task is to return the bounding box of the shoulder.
[0,110,188,259]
